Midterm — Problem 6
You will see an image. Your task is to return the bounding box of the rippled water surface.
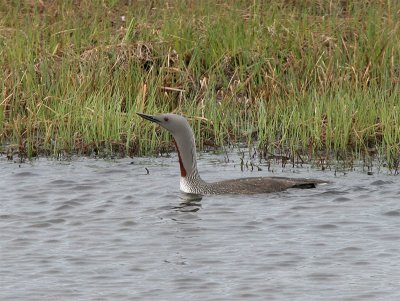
[1,152,400,301]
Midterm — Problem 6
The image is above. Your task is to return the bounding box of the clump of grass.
[0,0,399,169]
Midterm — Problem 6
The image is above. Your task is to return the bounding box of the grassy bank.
[1,0,399,169]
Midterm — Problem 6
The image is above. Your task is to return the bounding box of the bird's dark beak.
[136,113,160,124]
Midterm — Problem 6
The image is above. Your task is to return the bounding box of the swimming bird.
[137,113,326,194]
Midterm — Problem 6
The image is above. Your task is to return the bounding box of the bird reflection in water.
[173,193,203,212]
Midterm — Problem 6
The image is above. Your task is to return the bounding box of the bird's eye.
[164,117,169,122]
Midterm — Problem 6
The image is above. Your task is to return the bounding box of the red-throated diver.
[137,113,327,194]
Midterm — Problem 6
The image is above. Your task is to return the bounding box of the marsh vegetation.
[0,0,399,170]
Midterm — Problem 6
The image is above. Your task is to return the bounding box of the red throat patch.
[173,140,187,177]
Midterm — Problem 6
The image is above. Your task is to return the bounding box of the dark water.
[1,152,400,301]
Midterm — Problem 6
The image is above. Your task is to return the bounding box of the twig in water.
[224,149,230,163]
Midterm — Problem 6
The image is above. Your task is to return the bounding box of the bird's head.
[136,113,190,137]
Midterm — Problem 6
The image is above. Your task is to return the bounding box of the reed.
[0,0,399,169]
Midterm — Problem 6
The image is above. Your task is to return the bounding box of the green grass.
[0,0,399,170]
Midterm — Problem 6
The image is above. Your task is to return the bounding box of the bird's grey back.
[198,177,326,195]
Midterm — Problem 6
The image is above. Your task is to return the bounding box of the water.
[1,152,400,301]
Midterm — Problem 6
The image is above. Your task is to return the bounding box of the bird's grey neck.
[172,128,199,179]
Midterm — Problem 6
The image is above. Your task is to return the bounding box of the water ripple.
[1,156,400,301]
